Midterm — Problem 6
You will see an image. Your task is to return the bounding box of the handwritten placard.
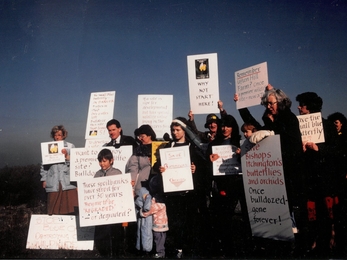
[78,174,136,227]
[70,146,132,181]
[297,112,325,144]
[159,145,194,192]
[85,91,115,140]
[241,135,294,241]
[187,53,220,114]
[138,95,173,138]
[212,145,242,176]
[41,141,65,165]
[26,215,94,250]
[85,138,110,149]
[235,62,268,109]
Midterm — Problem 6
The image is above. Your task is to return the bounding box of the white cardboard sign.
[138,95,173,138]
[41,141,65,165]
[159,145,194,192]
[187,53,220,114]
[241,135,294,241]
[70,146,132,181]
[78,174,136,227]
[297,112,325,144]
[235,62,268,109]
[212,145,242,176]
[26,215,94,250]
[85,91,115,140]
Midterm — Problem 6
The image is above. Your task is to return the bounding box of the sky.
[1,0,347,168]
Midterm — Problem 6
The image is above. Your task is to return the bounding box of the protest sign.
[41,141,65,165]
[26,215,94,250]
[187,53,220,114]
[70,146,132,181]
[241,135,294,241]
[85,91,115,140]
[85,138,110,149]
[235,62,268,109]
[212,145,242,176]
[78,174,136,227]
[297,112,325,144]
[159,145,193,192]
[138,95,173,138]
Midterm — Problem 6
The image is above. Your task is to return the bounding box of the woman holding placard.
[40,125,78,215]
[153,117,207,259]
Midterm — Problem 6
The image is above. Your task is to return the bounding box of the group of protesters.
[40,84,347,258]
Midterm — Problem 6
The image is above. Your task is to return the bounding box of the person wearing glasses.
[234,85,305,254]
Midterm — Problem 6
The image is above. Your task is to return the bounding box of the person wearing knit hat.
[152,117,203,258]
[187,101,226,144]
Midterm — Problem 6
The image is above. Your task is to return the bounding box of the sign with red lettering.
[159,145,194,192]
[235,62,268,109]
[26,215,94,250]
[241,135,294,241]
[85,91,115,140]
[138,95,173,138]
[78,174,136,227]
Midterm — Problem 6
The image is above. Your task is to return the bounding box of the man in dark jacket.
[104,119,138,151]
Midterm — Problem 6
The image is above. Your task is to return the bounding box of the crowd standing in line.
[39,86,347,258]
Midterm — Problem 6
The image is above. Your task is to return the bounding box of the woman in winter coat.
[40,125,78,215]
[125,124,157,254]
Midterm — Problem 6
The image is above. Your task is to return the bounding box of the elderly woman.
[40,125,78,215]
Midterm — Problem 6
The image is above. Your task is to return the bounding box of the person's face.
[266,95,278,115]
[208,122,218,133]
[243,129,253,139]
[334,120,342,132]
[108,124,121,140]
[54,130,64,141]
[171,125,185,142]
[99,158,113,171]
[138,134,152,144]
[298,103,310,115]
[222,125,232,139]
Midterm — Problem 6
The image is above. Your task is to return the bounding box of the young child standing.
[93,148,122,257]
[140,175,168,259]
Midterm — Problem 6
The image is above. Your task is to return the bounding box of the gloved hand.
[249,130,275,144]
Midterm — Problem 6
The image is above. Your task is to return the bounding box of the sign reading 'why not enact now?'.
[187,53,220,114]
[78,174,136,227]
[235,62,268,109]
[241,136,294,241]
